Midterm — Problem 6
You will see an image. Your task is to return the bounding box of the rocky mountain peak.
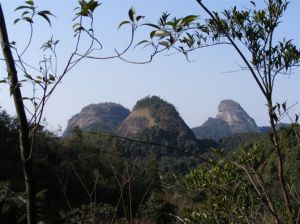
[192,99,258,140]
[217,99,243,115]
[216,99,257,133]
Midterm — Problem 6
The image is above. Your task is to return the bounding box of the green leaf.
[282,102,286,111]
[136,15,145,22]
[23,17,34,23]
[80,4,90,16]
[14,5,34,11]
[143,23,161,30]
[25,0,34,6]
[182,15,198,25]
[37,12,51,26]
[134,40,148,48]
[73,23,84,32]
[39,10,54,16]
[22,11,30,17]
[49,74,56,81]
[150,30,156,39]
[89,0,101,12]
[118,20,130,29]
[150,30,170,39]
[14,18,21,25]
[158,41,170,47]
[128,7,136,22]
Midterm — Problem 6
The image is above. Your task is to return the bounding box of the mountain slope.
[117,96,215,172]
[63,102,130,137]
[118,96,199,148]
[117,96,212,171]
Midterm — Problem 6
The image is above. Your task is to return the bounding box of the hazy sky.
[0,0,299,131]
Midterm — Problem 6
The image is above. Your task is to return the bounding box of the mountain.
[117,96,211,171]
[62,102,130,137]
[118,96,199,146]
[193,99,258,140]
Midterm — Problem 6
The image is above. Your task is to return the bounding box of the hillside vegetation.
[1,106,299,223]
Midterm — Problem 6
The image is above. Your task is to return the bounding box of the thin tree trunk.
[268,100,292,220]
[0,4,37,224]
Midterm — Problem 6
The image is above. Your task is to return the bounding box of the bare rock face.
[62,103,130,137]
[117,108,155,137]
[216,100,257,133]
[193,99,258,140]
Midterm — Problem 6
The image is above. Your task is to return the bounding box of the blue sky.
[0,0,299,131]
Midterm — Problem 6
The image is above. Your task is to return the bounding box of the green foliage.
[61,202,115,224]
[140,193,176,223]
[0,182,18,224]
[14,0,54,26]
[219,131,262,154]
[118,7,144,31]
[0,107,299,223]
[0,182,51,223]
[75,0,101,18]
[182,161,261,223]
[134,12,200,51]
[134,95,179,118]
[193,118,232,141]
[209,0,300,74]
[180,125,300,223]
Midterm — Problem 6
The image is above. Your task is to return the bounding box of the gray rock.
[62,102,130,137]
[193,99,258,140]
[216,99,257,133]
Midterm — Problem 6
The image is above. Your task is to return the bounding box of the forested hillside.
[1,107,299,223]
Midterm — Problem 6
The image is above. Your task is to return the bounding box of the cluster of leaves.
[75,0,101,18]
[118,7,208,60]
[118,7,145,30]
[216,1,300,72]
[73,0,102,40]
[14,0,54,26]
[146,13,200,49]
